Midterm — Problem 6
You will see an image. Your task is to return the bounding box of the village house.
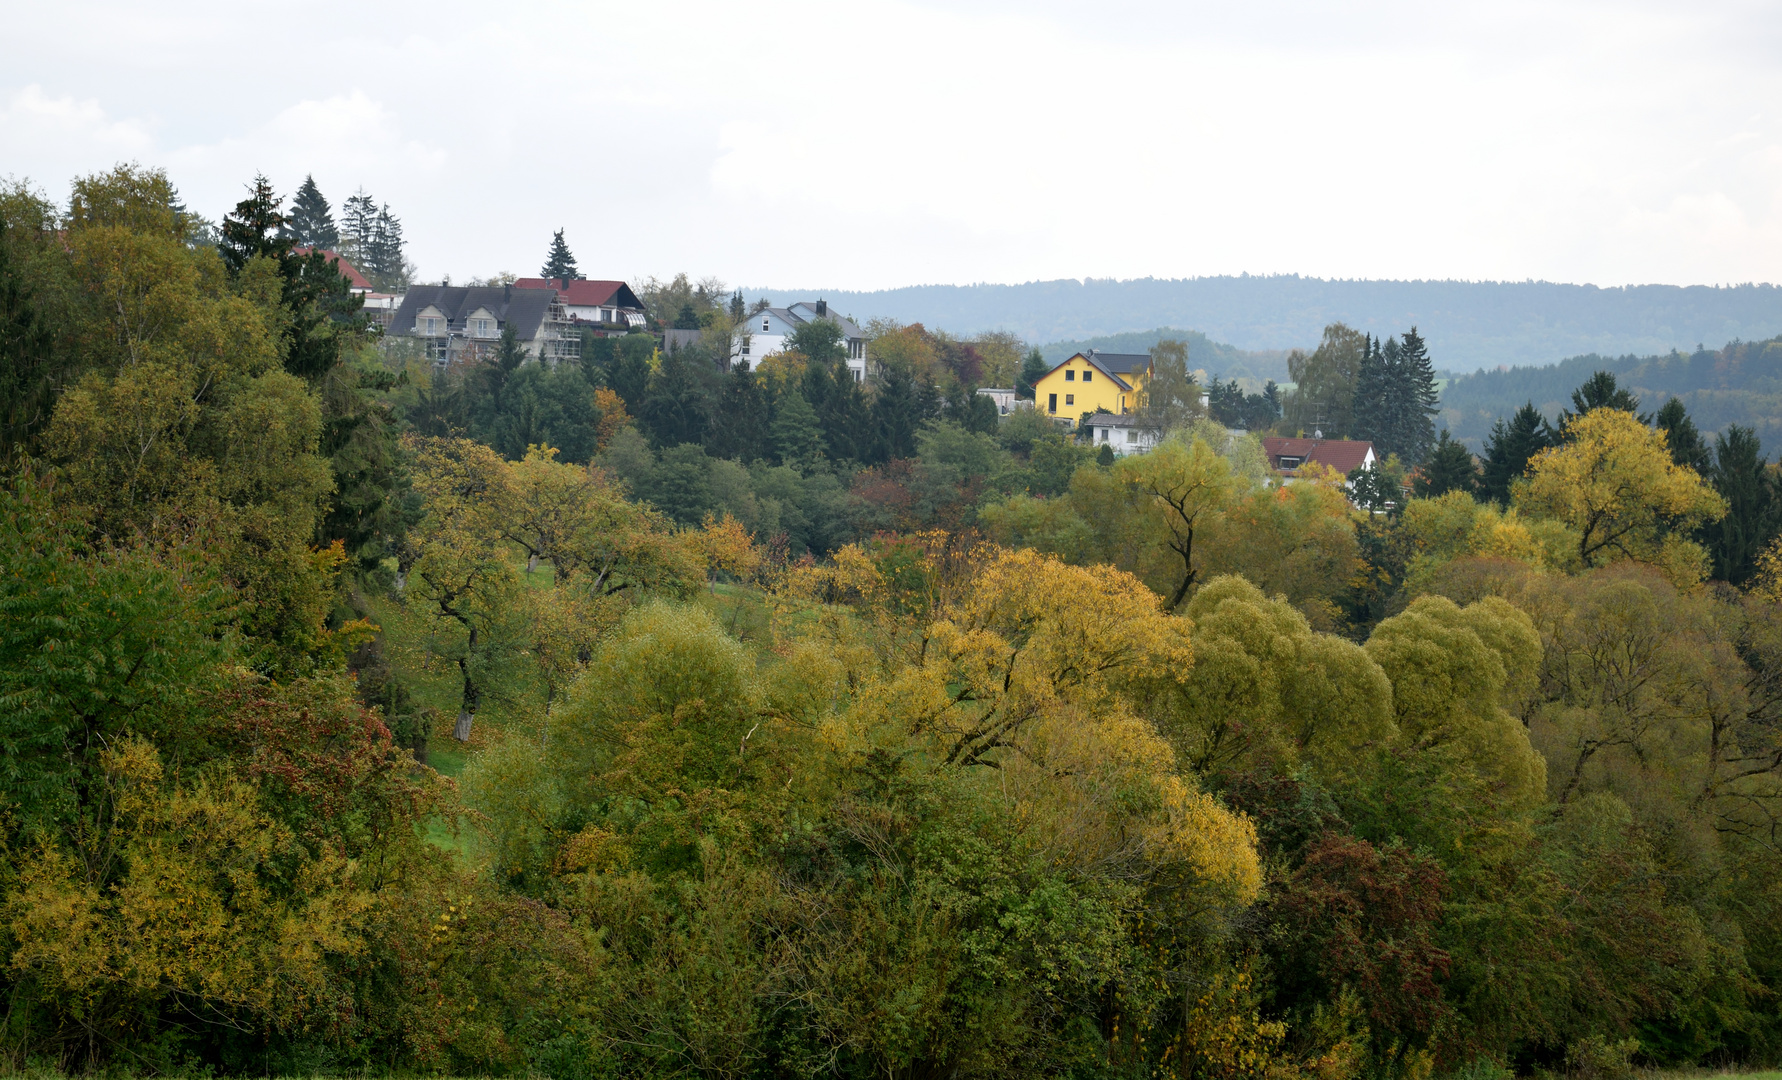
[1261,435,1376,479]
[511,278,647,334]
[1031,350,1150,427]
[1080,412,1155,456]
[974,387,1031,416]
[383,284,571,366]
[734,301,868,381]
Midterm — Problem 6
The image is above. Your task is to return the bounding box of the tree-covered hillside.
[1037,326,1291,385]
[751,276,1782,370]
[1440,335,1782,448]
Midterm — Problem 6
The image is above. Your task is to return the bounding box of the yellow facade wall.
[1034,354,1147,426]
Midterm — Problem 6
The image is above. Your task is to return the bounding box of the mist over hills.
[751,275,1782,371]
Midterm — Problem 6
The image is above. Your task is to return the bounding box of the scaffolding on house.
[540,300,579,367]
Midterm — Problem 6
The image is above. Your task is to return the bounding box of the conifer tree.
[339,189,378,269]
[707,362,770,462]
[1395,327,1440,464]
[729,290,745,323]
[0,218,61,466]
[1556,371,1647,435]
[364,204,406,290]
[1412,430,1479,499]
[283,175,338,250]
[771,387,826,470]
[1479,402,1551,505]
[219,174,289,274]
[873,362,922,461]
[1017,348,1049,400]
[1707,425,1782,583]
[1352,334,1388,446]
[541,228,579,283]
[1655,397,1711,473]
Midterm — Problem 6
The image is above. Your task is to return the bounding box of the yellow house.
[1033,350,1151,426]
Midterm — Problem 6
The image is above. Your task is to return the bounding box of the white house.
[975,388,1032,416]
[1081,412,1156,456]
[733,300,868,381]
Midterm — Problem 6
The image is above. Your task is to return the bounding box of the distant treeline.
[750,276,1782,369]
[1037,326,1291,387]
[1439,335,1782,449]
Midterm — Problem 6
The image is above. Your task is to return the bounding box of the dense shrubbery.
[7,165,1782,1079]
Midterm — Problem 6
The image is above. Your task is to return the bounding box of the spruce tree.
[729,291,746,323]
[541,228,579,283]
[1352,334,1387,446]
[219,174,289,274]
[707,361,770,462]
[873,363,922,461]
[365,205,406,290]
[1707,426,1782,583]
[1017,349,1049,400]
[339,190,378,270]
[771,388,826,470]
[1412,430,1479,499]
[1395,327,1440,464]
[1556,371,1647,435]
[1479,402,1550,506]
[284,175,338,249]
[1655,397,1711,473]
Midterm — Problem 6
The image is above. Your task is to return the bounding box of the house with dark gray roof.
[384,285,571,366]
[733,300,868,381]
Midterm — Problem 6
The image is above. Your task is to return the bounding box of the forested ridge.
[9,166,1782,1080]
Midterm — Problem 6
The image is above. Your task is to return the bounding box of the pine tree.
[729,291,745,324]
[1479,402,1550,505]
[1412,430,1479,499]
[1395,327,1440,464]
[1556,371,1648,435]
[284,175,338,250]
[541,228,579,283]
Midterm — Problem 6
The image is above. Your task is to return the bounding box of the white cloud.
[0,0,1778,292]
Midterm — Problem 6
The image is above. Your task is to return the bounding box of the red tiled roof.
[292,247,371,290]
[512,277,634,307]
[1261,436,1376,475]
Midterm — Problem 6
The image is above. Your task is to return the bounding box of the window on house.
[1126,430,1136,443]
[1048,393,1057,413]
[1083,370,1093,382]
[1065,369,1075,381]
[1065,394,1074,406]
[762,317,771,332]
[1279,456,1303,469]
[1100,429,1109,442]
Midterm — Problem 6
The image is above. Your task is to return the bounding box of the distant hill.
[1439,335,1782,451]
[750,276,1782,371]
[1037,328,1291,386]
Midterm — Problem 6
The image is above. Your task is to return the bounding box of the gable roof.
[1261,436,1376,475]
[776,302,864,339]
[1043,351,1135,392]
[1082,411,1142,429]
[1082,350,1152,376]
[291,247,372,291]
[512,278,644,310]
[385,285,556,340]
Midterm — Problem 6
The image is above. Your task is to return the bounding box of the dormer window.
[1278,456,1303,469]
[420,316,440,335]
[473,318,493,337]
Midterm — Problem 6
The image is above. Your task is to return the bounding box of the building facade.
[1080,412,1156,456]
[383,285,570,366]
[511,278,646,335]
[1032,350,1151,426]
[733,300,868,381]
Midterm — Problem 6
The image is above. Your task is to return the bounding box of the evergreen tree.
[872,363,922,462]
[638,344,717,448]
[1352,334,1388,447]
[283,175,338,249]
[771,387,826,470]
[607,335,654,414]
[1016,348,1049,400]
[1556,371,1647,435]
[541,228,579,283]
[729,291,746,323]
[339,189,378,269]
[1412,430,1479,499]
[673,303,701,330]
[1706,426,1781,584]
[707,362,770,463]
[1394,327,1440,464]
[1655,397,1711,473]
[364,204,406,291]
[219,174,290,274]
[1479,402,1551,506]
[652,444,715,526]
[818,363,873,462]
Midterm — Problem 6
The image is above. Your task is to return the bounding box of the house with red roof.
[292,247,403,329]
[1261,436,1377,479]
[511,277,646,334]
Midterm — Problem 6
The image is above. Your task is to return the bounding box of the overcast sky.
[4,0,1779,292]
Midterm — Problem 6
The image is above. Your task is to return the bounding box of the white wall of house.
[733,309,867,382]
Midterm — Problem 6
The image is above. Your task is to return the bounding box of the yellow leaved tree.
[1516,407,1725,584]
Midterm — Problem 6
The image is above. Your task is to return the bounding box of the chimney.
[815,299,827,317]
